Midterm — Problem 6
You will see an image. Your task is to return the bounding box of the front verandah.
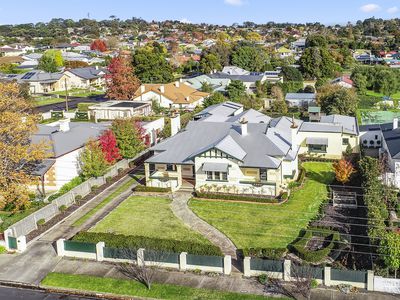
[145,163,195,191]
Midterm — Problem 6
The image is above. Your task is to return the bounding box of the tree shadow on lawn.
[305,170,335,185]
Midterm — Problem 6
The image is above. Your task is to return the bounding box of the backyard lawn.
[189,162,334,249]
[90,195,212,246]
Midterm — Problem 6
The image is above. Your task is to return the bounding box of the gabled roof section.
[215,135,247,161]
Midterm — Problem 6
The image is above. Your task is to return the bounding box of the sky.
[1,0,400,25]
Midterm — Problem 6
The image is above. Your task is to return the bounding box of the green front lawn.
[73,177,138,227]
[365,90,400,99]
[34,97,66,107]
[50,89,104,98]
[90,196,212,246]
[42,273,281,300]
[189,162,334,249]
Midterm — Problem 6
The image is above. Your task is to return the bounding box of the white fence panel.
[374,276,400,294]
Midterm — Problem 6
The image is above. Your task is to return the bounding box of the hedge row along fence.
[194,192,279,204]
[73,232,223,256]
[134,185,171,193]
[241,248,287,260]
[288,227,341,264]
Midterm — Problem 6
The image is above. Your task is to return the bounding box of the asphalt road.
[0,286,97,300]
[35,95,107,113]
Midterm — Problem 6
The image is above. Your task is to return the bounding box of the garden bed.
[194,192,280,204]
[25,168,131,243]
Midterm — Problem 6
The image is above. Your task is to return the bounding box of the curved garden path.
[171,192,237,259]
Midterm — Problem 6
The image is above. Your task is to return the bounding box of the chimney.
[59,118,70,132]
[175,81,180,88]
[185,96,190,102]
[170,114,181,136]
[160,85,165,93]
[140,85,145,93]
[240,118,248,136]
[179,78,183,83]
[95,65,99,70]
[394,118,398,130]
[290,115,298,146]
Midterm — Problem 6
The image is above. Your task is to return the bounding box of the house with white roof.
[183,74,231,93]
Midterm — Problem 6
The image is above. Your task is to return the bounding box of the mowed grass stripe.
[73,177,137,227]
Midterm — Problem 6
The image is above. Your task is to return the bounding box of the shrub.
[242,248,287,260]
[73,232,223,256]
[0,245,6,254]
[75,195,82,202]
[59,205,67,212]
[134,185,171,193]
[91,185,99,192]
[129,161,136,168]
[311,279,318,289]
[194,192,279,203]
[77,102,96,112]
[48,176,85,202]
[37,218,46,226]
[280,192,288,201]
[118,168,124,174]
[258,274,268,285]
[106,177,112,183]
[289,227,340,263]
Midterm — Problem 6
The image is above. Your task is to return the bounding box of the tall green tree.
[200,53,221,74]
[231,44,267,72]
[317,85,358,115]
[226,80,246,102]
[379,232,400,278]
[37,55,58,72]
[374,69,398,96]
[299,47,336,80]
[132,46,174,83]
[203,92,226,108]
[281,66,303,82]
[111,119,145,158]
[79,140,109,179]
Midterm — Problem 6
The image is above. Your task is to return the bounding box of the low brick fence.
[56,239,231,275]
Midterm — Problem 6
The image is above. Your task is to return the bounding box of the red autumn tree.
[106,54,141,100]
[333,159,356,184]
[90,39,107,52]
[99,129,121,164]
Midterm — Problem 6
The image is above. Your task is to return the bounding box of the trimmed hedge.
[73,232,223,256]
[77,102,96,112]
[242,248,287,260]
[134,185,171,193]
[289,227,340,263]
[194,192,279,203]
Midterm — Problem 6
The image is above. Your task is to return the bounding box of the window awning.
[306,137,328,146]
[202,162,229,172]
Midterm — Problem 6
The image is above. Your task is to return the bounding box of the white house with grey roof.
[31,120,109,191]
[145,102,360,195]
[63,66,107,89]
[285,93,316,107]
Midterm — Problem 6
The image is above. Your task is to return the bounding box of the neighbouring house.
[183,74,231,93]
[208,72,266,93]
[0,46,25,57]
[4,70,69,94]
[221,66,250,76]
[263,70,284,84]
[144,102,360,194]
[285,93,317,107]
[308,105,324,122]
[141,118,165,146]
[297,115,359,159]
[133,81,209,109]
[331,75,354,89]
[276,46,293,59]
[31,120,109,192]
[359,119,400,187]
[291,38,306,52]
[63,66,107,89]
[88,101,152,121]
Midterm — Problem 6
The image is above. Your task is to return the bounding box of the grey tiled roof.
[32,122,110,158]
[147,121,294,168]
[67,67,107,80]
[208,72,264,82]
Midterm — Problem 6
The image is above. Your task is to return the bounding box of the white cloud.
[224,0,244,6]
[180,18,191,24]
[360,3,381,13]
[387,6,399,14]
